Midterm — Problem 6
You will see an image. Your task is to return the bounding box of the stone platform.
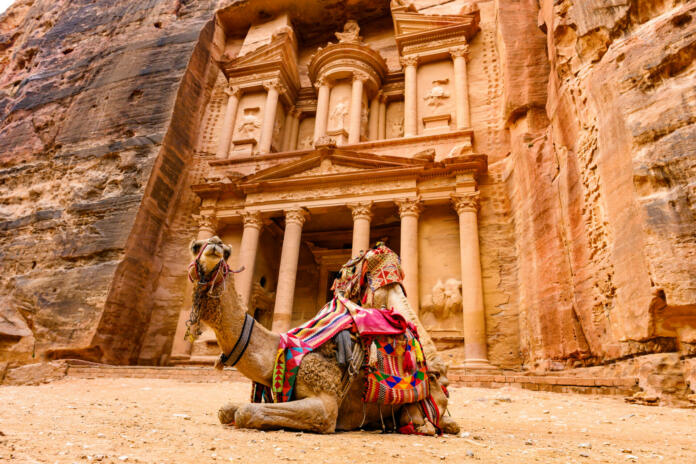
[53,360,639,396]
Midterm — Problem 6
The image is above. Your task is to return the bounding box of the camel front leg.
[234,394,338,433]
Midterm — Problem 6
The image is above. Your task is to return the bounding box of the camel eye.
[191,241,203,255]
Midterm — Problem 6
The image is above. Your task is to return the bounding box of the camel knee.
[441,416,460,435]
[218,402,241,425]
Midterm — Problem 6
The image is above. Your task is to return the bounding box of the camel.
[186,236,459,434]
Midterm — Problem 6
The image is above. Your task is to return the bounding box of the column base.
[463,358,497,370]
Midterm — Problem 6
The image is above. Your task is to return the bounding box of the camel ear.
[190,239,204,258]
[222,244,232,261]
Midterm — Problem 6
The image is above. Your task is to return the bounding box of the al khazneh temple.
[1,0,695,401]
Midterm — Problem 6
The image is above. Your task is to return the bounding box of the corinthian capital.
[224,85,242,98]
[451,192,480,215]
[450,44,470,60]
[353,71,370,83]
[263,79,285,94]
[314,75,330,89]
[195,212,218,236]
[396,197,423,218]
[284,208,309,226]
[348,202,373,222]
[241,210,263,230]
[399,55,419,68]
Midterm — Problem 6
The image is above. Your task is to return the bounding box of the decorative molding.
[285,208,309,226]
[241,210,263,230]
[396,197,423,218]
[451,192,480,215]
[348,202,374,221]
[400,55,419,67]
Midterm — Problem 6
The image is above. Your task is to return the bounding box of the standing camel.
[186,235,458,434]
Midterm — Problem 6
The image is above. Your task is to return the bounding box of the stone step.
[62,360,639,396]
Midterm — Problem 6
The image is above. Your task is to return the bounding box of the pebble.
[466,450,474,457]
[580,452,590,458]
[118,456,128,462]
[625,455,639,461]
[525,439,534,446]
[578,443,592,449]
[173,414,191,420]
[459,432,471,438]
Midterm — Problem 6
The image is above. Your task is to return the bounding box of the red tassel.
[403,350,414,372]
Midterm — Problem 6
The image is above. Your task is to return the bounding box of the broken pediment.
[392,10,480,56]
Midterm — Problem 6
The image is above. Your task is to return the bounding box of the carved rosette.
[285,208,308,227]
[348,202,374,222]
[396,198,423,218]
[450,44,470,62]
[399,55,419,68]
[451,192,480,215]
[241,210,263,230]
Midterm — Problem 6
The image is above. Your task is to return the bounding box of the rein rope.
[184,242,245,342]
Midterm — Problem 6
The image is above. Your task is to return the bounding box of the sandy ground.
[0,378,695,464]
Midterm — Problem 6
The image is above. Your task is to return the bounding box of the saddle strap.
[337,338,364,407]
[220,314,255,367]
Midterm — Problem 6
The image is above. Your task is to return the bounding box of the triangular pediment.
[239,149,429,187]
[393,12,473,37]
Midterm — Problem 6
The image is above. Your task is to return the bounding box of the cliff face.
[0,0,222,363]
[503,0,696,367]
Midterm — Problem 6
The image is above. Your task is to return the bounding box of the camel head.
[185,236,233,342]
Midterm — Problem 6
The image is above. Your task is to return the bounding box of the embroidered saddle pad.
[363,330,429,405]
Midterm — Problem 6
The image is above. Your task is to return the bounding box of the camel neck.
[204,282,279,386]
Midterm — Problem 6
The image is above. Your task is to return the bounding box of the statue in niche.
[424,79,451,108]
[360,100,369,139]
[421,278,462,320]
[335,20,361,44]
[238,107,261,139]
[329,100,349,129]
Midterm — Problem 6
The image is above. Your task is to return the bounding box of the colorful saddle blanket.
[266,295,423,403]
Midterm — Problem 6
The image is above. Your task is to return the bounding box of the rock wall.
[0,0,224,364]
[503,0,696,367]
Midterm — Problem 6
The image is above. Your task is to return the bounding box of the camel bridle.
[184,241,252,367]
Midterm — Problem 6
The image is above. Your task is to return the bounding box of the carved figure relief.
[238,107,261,139]
[391,119,404,137]
[272,107,284,149]
[335,20,361,44]
[299,135,313,150]
[421,278,462,320]
[329,100,349,130]
[424,79,451,108]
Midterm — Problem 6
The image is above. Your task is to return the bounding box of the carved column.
[452,193,492,369]
[397,198,422,313]
[259,79,283,154]
[282,106,295,152]
[216,86,241,159]
[451,45,471,129]
[401,55,419,137]
[378,93,387,140]
[349,202,373,258]
[348,72,368,144]
[368,91,381,141]
[289,109,301,151]
[272,208,308,333]
[236,211,263,307]
[170,213,218,359]
[313,76,331,143]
